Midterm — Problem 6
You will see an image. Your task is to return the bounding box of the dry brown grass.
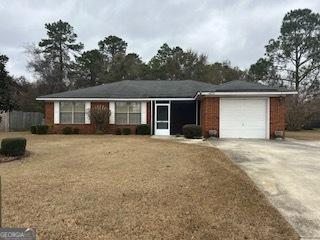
[0,133,298,240]
[286,129,320,140]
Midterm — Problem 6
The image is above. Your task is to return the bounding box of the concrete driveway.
[210,138,320,240]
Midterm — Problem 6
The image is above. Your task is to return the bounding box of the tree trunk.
[59,41,64,89]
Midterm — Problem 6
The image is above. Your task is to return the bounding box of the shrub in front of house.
[116,128,122,135]
[136,124,150,135]
[182,124,202,139]
[1,137,27,156]
[62,127,73,135]
[36,125,49,134]
[73,128,80,134]
[89,105,110,134]
[30,125,37,134]
[122,128,131,135]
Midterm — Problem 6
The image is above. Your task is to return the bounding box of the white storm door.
[155,103,170,135]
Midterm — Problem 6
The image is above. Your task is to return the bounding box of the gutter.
[199,91,298,96]
[36,97,196,101]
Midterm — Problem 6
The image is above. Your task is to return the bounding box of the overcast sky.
[1,0,319,81]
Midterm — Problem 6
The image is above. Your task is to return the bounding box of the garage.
[219,98,269,139]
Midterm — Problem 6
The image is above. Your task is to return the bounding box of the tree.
[13,76,43,112]
[147,44,245,83]
[265,9,320,95]
[0,55,16,116]
[248,58,281,86]
[148,43,184,79]
[96,35,131,83]
[74,50,104,88]
[98,35,127,60]
[122,53,147,79]
[36,20,83,92]
[255,9,320,130]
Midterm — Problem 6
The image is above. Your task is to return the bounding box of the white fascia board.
[201,91,297,96]
[36,97,195,101]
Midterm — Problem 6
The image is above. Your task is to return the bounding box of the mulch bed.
[0,151,30,163]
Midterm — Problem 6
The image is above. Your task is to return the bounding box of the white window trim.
[109,102,115,124]
[141,102,147,124]
[85,102,91,124]
[54,101,60,124]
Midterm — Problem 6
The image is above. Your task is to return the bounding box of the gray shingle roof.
[215,80,290,92]
[37,80,294,99]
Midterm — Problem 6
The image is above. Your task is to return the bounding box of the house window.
[60,102,85,124]
[115,102,141,125]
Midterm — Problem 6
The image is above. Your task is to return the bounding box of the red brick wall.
[44,101,151,134]
[270,97,286,138]
[200,97,219,137]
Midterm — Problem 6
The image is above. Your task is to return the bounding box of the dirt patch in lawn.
[286,129,320,140]
[0,133,298,240]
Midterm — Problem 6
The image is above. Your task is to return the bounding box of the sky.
[0,0,319,81]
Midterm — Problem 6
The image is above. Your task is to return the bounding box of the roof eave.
[200,91,297,97]
[36,97,196,101]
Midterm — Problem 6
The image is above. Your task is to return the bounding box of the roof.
[215,80,290,92]
[37,80,295,99]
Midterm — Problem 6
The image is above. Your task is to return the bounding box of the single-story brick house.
[36,80,296,138]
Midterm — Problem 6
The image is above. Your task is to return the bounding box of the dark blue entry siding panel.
[170,101,197,135]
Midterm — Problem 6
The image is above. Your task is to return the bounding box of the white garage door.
[220,98,268,139]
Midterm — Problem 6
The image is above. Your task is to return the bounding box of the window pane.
[60,102,73,112]
[74,102,85,112]
[157,122,168,129]
[74,113,85,123]
[116,102,127,113]
[115,113,128,124]
[157,106,168,121]
[129,102,141,113]
[60,112,72,123]
[129,113,141,124]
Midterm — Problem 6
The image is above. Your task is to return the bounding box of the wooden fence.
[0,111,44,132]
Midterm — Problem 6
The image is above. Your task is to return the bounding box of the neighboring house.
[36,80,296,139]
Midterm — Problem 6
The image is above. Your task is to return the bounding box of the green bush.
[73,128,80,134]
[136,124,150,135]
[62,127,73,135]
[115,128,122,135]
[122,128,131,135]
[30,125,37,134]
[1,138,27,156]
[182,124,202,139]
[36,125,49,134]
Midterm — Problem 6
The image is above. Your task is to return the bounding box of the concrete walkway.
[210,138,320,240]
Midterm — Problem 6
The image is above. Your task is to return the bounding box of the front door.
[155,103,170,135]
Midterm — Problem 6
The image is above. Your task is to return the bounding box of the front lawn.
[0,133,298,239]
[286,129,320,140]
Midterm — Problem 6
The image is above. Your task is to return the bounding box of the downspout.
[150,100,153,135]
[194,92,202,126]
[196,100,198,125]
